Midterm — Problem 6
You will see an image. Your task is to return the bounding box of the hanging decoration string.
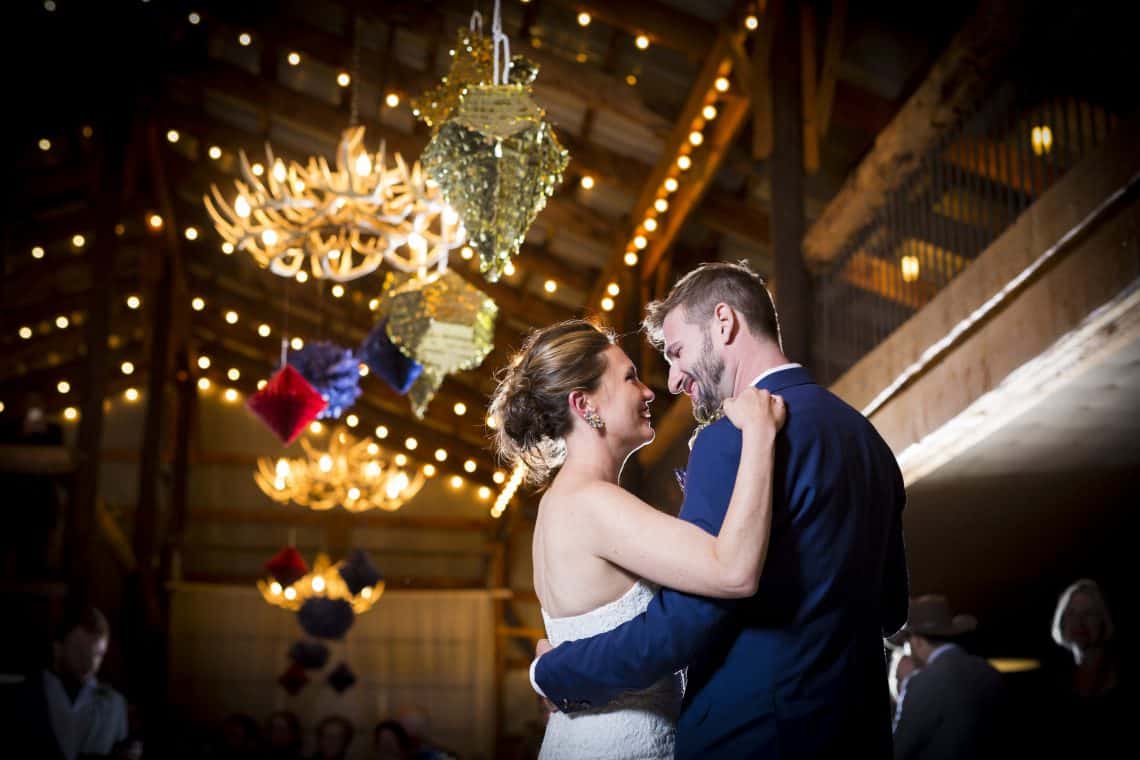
[349,17,362,127]
[491,0,511,85]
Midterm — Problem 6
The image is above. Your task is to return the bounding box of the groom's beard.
[691,330,726,424]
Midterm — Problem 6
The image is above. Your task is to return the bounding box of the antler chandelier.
[255,427,426,512]
[258,552,384,613]
[204,126,466,282]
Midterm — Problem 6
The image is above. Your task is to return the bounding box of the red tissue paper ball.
[246,364,327,444]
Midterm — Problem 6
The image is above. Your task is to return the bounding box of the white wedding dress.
[539,580,683,759]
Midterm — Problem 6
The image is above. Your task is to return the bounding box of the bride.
[490,319,785,759]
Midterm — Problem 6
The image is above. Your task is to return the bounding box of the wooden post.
[161,352,195,584]
[68,114,132,601]
[769,0,813,362]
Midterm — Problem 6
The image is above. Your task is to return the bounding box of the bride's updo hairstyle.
[490,319,615,485]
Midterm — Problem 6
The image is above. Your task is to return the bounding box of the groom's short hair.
[643,260,781,349]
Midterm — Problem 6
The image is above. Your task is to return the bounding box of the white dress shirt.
[42,669,128,760]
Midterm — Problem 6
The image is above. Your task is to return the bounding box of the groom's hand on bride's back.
[535,638,558,715]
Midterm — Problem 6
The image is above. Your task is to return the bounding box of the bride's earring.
[583,406,605,430]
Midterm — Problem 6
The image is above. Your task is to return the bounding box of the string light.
[368,297,380,311]
[580,175,595,190]
[32,246,45,259]
[375,425,388,439]
[188,12,201,25]
[503,260,516,277]
[167,129,181,144]
[664,177,679,193]
[435,448,448,462]
[463,459,476,473]
[453,402,467,416]
[257,379,267,390]
[460,246,474,260]
[224,388,239,403]
[404,437,418,451]
[606,282,620,296]
[358,364,369,377]
[544,279,557,294]
[677,155,692,171]
[624,252,639,267]
[643,218,658,232]
[331,284,345,298]
[745,15,759,31]
[385,92,400,108]
[493,470,506,485]
[258,323,271,337]
[702,104,718,120]
[491,463,526,518]
[227,368,240,381]
[394,453,407,466]
[309,421,323,434]
[197,356,211,369]
[191,297,206,311]
[450,475,464,489]
[221,242,234,254]
[346,414,359,428]
[601,297,615,311]
[290,337,304,350]
[626,74,637,86]
[126,295,141,309]
[38,138,51,151]
[72,234,86,248]
[56,315,69,329]
[184,226,198,240]
[121,361,135,375]
[250,162,264,177]
[423,464,436,477]
[197,377,211,391]
[57,380,70,394]
[18,326,33,340]
[337,72,351,87]
[125,388,140,402]
[635,34,650,50]
[654,198,669,213]
[148,213,164,230]
[295,271,309,283]
[287,51,301,66]
[63,407,78,421]
[714,76,730,92]
[238,32,252,46]
[224,310,239,324]
[689,131,704,146]
[633,235,647,249]
[478,486,492,500]
[577,12,591,26]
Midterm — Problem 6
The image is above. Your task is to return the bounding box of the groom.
[531,261,910,757]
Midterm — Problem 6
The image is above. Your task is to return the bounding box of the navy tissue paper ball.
[287,340,361,419]
[359,319,423,395]
[288,639,330,670]
[327,662,357,694]
[338,549,383,596]
[297,597,355,640]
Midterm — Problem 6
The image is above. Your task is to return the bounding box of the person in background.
[264,710,303,760]
[396,706,456,760]
[1049,578,1127,753]
[891,594,1007,760]
[6,603,128,759]
[219,713,262,759]
[309,715,353,760]
[373,719,412,759]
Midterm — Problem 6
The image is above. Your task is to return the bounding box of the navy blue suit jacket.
[535,367,909,758]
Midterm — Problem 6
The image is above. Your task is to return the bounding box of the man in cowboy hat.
[890,594,1008,760]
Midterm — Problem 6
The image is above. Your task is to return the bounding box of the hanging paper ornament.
[264,546,310,587]
[384,270,497,375]
[278,662,310,695]
[407,366,445,420]
[327,662,357,694]
[359,320,424,395]
[288,640,330,671]
[297,597,356,640]
[338,550,383,596]
[288,341,362,419]
[421,83,568,281]
[411,27,538,131]
[246,364,327,444]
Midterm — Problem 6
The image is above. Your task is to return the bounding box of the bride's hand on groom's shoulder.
[723,388,786,437]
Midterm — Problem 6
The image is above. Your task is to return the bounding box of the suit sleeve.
[892,668,937,760]
[881,461,909,637]
[533,422,745,711]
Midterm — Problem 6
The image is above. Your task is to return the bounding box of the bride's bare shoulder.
[541,477,625,515]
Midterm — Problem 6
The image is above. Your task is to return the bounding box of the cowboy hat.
[886,594,978,648]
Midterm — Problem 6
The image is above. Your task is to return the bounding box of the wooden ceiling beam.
[547,0,716,64]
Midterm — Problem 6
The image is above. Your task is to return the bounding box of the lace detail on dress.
[539,581,682,760]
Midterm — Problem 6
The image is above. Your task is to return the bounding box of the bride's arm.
[584,393,781,598]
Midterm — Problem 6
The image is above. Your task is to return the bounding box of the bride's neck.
[561,432,626,484]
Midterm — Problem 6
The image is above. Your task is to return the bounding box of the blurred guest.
[395,706,456,760]
[891,594,1007,760]
[0,392,64,578]
[1049,578,1127,752]
[6,603,127,759]
[309,715,353,760]
[373,719,412,759]
[219,713,262,759]
[264,711,302,760]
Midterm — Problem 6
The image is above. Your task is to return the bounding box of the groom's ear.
[712,302,739,345]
